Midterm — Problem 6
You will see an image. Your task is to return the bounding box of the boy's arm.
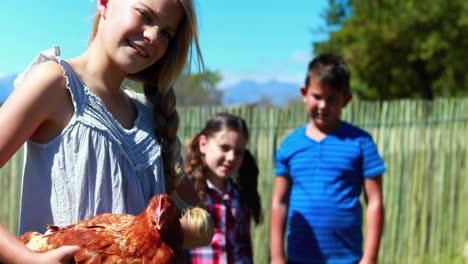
[360,174,384,264]
[270,176,291,264]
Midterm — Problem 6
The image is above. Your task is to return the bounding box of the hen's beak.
[154,216,162,230]
[154,196,164,230]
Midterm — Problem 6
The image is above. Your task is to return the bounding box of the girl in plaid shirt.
[185,113,263,264]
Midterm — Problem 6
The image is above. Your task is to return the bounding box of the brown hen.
[18,194,185,264]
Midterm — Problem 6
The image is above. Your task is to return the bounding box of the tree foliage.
[314,0,468,100]
[122,69,223,106]
[173,69,223,106]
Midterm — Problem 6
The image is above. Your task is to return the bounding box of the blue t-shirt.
[275,122,386,264]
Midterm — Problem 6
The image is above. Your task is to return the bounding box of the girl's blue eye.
[138,10,151,22]
[137,9,171,41]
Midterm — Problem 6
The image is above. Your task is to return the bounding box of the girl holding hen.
[185,113,263,264]
[0,0,213,262]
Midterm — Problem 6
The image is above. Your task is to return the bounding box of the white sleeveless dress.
[15,47,166,235]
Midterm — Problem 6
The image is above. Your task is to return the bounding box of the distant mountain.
[1,75,302,107]
[222,80,301,106]
[0,73,17,103]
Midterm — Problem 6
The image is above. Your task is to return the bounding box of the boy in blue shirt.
[270,54,385,264]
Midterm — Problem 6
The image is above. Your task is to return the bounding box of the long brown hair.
[184,113,263,224]
[90,0,204,193]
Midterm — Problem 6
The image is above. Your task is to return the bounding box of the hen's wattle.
[19,194,185,264]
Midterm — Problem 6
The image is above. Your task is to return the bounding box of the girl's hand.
[34,246,82,264]
[4,246,82,264]
[179,208,214,249]
[1,220,80,264]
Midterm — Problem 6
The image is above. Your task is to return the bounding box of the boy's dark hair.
[184,113,263,224]
[305,54,350,94]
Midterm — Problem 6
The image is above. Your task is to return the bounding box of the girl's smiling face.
[199,129,247,191]
[97,0,183,73]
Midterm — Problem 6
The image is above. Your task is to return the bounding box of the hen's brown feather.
[19,194,185,264]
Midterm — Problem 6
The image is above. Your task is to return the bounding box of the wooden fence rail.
[1,97,467,264]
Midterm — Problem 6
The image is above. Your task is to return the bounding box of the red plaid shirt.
[186,179,253,264]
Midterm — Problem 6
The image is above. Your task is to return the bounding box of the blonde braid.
[144,84,185,194]
[137,2,214,248]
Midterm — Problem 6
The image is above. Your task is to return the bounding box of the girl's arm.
[0,222,81,264]
[270,176,291,264]
[171,175,214,249]
[0,61,70,168]
[360,174,384,264]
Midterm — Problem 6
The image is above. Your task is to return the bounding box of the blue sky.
[0,0,329,89]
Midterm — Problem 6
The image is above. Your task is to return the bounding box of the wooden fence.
[1,97,467,263]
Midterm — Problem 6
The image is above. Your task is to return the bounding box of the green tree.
[173,69,223,106]
[122,69,223,106]
[314,0,468,100]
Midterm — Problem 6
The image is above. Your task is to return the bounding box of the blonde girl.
[0,0,212,262]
